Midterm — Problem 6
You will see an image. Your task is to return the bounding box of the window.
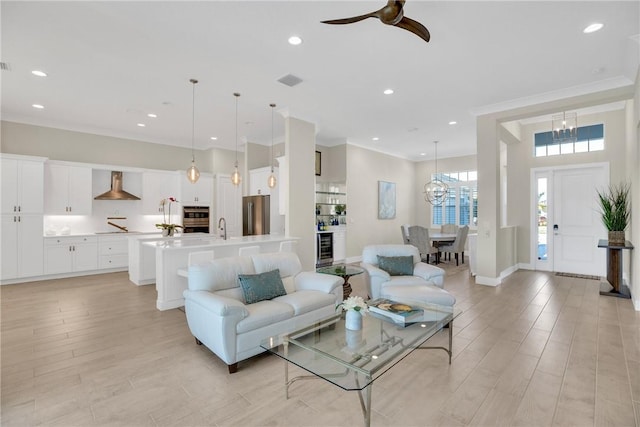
[534,124,604,157]
[431,170,477,228]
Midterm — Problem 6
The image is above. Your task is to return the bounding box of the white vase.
[345,310,363,331]
[345,328,364,349]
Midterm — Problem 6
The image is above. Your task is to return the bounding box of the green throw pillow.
[238,269,287,304]
[377,255,414,276]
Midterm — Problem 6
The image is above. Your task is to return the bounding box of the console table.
[598,239,633,299]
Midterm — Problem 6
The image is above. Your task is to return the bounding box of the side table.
[316,264,364,300]
[597,239,633,299]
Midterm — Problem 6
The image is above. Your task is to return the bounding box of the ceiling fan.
[321,0,430,43]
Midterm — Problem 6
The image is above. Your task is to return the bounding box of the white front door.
[552,164,608,276]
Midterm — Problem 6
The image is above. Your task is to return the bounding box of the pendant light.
[267,103,277,189]
[231,92,242,186]
[423,140,449,205]
[186,78,200,183]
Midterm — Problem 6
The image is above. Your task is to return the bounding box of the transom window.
[534,124,604,157]
[431,171,477,228]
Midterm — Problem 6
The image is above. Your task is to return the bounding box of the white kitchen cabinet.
[142,171,179,215]
[44,236,98,274]
[1,156,45,214]
[180,173,212,206]
[44,163,92,215]
[1,214,44,281]
[333,228,347,263]
[98,235,129,269]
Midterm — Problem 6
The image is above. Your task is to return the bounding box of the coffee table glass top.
[261,301,460,391]
[316,264,364,277]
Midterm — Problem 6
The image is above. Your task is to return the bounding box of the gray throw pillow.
[238,269,287,304]
[377,255,414,276]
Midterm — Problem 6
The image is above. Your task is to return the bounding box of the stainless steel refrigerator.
[242,195,270,236]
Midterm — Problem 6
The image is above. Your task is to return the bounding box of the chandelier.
[552,111,577,144]
[423,140,448,206]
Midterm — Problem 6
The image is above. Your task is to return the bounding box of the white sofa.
[360,244,455,306]
[183,252,343,373]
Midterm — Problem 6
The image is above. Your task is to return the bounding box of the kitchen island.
[142,234,299,310]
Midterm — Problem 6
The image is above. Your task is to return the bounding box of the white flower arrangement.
[336,295,369,314]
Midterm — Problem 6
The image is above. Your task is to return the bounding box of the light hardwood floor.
[2,263,639,426]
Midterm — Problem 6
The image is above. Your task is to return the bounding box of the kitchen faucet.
[218,217,227,240]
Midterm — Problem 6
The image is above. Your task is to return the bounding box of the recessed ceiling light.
[383,89,394,95]
[210,136,218,140]
[137,123,146,127]
[420,153,426,156]
[147,113,157,118]
[583,23,604,33]
[32,104,44,109]
[31,70,47,77]
[448,121,457,125]
[288,36,302,45]
[372,137,379,141]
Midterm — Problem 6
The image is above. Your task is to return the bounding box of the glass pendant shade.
[268,168,277,188]
[187,161,200,183]
[231,163,242,186]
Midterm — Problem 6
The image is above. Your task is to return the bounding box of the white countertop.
[142,234,299,250]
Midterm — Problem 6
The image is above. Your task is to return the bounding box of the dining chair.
[438,225,469,266]
[188,250,214,266]
[408,225,439,264]
[279,240,298,253]
[238,246,260,257]
[400,224,411,244]
[440,223,459,234]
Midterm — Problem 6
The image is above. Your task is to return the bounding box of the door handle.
[553,224,559,235]
[248,202,253,235]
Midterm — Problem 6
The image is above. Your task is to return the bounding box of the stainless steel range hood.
[94,171,140,200]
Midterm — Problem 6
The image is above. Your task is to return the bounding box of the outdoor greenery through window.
[431,171,478,228]
[534,124,604,157]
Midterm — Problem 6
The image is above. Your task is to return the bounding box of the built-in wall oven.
[316,232,333,267]
[182,206,210,233]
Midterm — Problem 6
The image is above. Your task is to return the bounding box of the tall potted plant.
[597,183,630,246]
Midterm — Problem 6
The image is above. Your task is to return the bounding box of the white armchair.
[360,244,455,306]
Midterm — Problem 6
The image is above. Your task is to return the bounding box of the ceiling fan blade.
[395,16,430,42]
[321,12,377,25]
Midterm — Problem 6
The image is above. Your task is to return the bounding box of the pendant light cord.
[234,93,240,167]
[191,80,196,162]
[270,103,275,171]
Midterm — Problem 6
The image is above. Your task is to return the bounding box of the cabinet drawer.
[99,240,128,255]
[100,254,128,269]
[45,236,98,246]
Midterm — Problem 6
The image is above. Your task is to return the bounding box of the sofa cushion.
[238,269,287,304]
[377,255,414,276]
[273,290,336,316]
[236,300,294,334]
[381,284,456,307]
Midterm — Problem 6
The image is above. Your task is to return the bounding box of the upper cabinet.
[1,156,45,214]
[44,163,92,215]
[249,166,278,197]
[180,173,212,206]
[142,171,179,215]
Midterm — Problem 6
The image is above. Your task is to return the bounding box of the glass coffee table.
[261,301,460,427]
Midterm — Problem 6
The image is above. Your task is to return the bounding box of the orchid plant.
[155,197,183,232]
[336,295,369,314]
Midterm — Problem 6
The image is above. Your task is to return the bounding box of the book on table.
[367,298,424,324]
